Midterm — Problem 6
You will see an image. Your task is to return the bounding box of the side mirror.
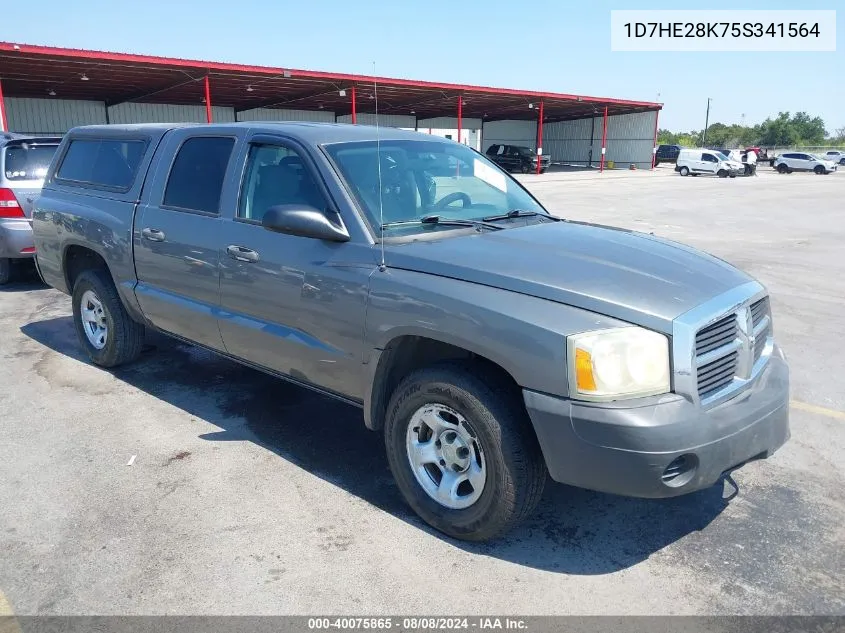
[261,205,350,242]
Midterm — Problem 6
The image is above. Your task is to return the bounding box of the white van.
[675,149,744,178]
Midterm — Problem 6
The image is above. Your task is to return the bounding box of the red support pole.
[350,86,357,124]
[536,100,544,174]
[0,78,8,132]
[650,108,660,169]
[204,75,212,123]
[599,105,608,173]
[457,95,463,144]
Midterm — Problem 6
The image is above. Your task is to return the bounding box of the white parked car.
[675,149,744,178]
[773,153,838,175]
[822,150,845,166]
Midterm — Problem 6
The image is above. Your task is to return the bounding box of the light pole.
[701,98,712,147]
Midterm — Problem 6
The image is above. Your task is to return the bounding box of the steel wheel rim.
[80,290,108,350]
[405,403,487,510]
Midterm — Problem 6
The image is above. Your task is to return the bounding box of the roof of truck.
[68,121,450,145]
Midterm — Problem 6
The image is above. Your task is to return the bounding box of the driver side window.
[238,143,326,222]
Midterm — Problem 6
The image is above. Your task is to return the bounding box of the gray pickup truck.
[32,122,790,541]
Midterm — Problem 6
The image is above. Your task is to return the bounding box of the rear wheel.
[679,166,690,176]
[384,362,546,541]
[72,269,145,367]
[0,258,11,285]
[777,163,789,174]
[654,160,660,167]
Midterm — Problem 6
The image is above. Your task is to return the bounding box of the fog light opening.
[662,454,698,488]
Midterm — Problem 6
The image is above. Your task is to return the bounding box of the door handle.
[226,245,259,263]
[141,227,166,242]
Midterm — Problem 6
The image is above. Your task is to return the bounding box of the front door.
[700,153,718,174]
[133,131,241,351]
[217,135,373,400]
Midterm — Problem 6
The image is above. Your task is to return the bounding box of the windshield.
[514,146,536,155]
[324,139,548,236]
[3,144,59,181]
[714,152,730,161]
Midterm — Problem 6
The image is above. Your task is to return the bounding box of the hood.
[384,220,752,334]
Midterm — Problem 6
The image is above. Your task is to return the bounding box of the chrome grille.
[693,295,772,401]
[695,314,738,356]
[673,282,774,409]
[697,351,739,398]
[751,297,771,362]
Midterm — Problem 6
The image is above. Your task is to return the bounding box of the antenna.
[374,61,386,271]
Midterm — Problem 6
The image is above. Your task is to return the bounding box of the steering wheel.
[433,192,472,210]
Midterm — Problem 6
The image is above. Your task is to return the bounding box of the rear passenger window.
[57,139,146,189]
[163,137,235,214]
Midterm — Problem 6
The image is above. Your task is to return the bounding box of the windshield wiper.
[481,209,560,222]
[381,214,503,231]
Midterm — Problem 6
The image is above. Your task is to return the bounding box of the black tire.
[777,163,788,174]
[654,159,660,167]
[717,169,728,178]
[679,166,690,176]
[71,269,145,368]
[814,165,825,175]
[839,159,845,166]
[0,258,11,286]
[520,164,530,174]
[384,361,546,541]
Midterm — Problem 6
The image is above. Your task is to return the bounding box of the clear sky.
[3,0,842,133]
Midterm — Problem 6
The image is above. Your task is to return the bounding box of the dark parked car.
[485,144,550,173]
[32,122,790,541]
[654,144,682,166]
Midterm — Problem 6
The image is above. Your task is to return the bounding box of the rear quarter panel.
[32,128,166,322]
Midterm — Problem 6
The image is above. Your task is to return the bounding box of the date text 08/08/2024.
[307,617,528,630]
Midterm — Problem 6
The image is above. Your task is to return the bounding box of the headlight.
[567,327,670,401]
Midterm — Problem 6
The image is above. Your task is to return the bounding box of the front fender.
[364,268,632,414]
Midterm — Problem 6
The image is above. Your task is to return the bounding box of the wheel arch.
[364,332,525,432]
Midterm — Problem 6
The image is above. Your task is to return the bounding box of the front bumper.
[0,218,35,259]
[523,345,790,498]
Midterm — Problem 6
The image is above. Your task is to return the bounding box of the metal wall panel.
[544,116,599,165]
[416,117,482,130]
[107,102,235,124]
[236,108,335,123]
[481,120,537,153]
[5,97,107,134]
[543,111,657,166]
[605,110,657,167]
[336,113,417,128]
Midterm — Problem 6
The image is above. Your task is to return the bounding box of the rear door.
[133,128,244,350]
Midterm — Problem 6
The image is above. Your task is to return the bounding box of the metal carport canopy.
[0,42,660,124]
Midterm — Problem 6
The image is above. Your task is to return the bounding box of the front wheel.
[717,169,728,178]
[814,165,825,175]
[777,163,788,174]
[384,362,546,541]
[72,269,145,367]
[679,166,690,176]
